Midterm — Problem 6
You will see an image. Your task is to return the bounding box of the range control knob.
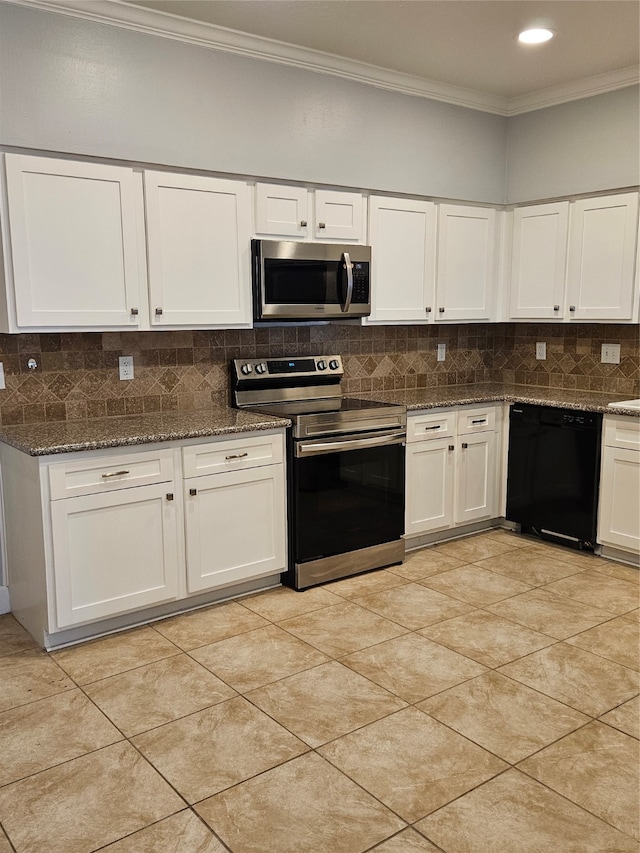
[317,360,327,370]
[255,362,267,375]
[329,359,340,370]
[240,363,253,375]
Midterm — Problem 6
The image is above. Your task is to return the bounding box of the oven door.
[291,431,405,567]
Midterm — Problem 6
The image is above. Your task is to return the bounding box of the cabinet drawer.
[457,407,496,435]
[49,449,175,500]
[604,414,640,451]
[182,432,284,478]
[407,411,455,443]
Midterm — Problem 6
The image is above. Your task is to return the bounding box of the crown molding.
[4,0,639,117]
[508,66,640,116]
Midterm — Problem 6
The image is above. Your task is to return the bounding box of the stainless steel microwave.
[252,239,371,321]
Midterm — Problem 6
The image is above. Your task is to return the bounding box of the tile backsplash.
[0,323,637,425]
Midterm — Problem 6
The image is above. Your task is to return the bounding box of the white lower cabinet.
[405,405,501,539]
[0,430,287,647]
[598,415,640,559]
[183,436,286,593]
[405,436,455,535]
[51,483,180,628]
[454,430,496,524]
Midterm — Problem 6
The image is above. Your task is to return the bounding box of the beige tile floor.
[0,530,638,853]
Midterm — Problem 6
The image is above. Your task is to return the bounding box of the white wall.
[0,3,507,203]
[506,87,640,203]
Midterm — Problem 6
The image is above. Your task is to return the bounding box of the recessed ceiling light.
[518,28,555,44]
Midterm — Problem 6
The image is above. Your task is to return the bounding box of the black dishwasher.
[506,404,602,549]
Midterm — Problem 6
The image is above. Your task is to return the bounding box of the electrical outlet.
[535,342,547,360]
[118,355,134,380]
[601,343,621,365]
[437,343,446,362]
[0,362,5,390]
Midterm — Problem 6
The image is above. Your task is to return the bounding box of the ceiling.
[130,0,639,103]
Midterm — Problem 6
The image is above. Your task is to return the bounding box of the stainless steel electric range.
[232,355,407,590]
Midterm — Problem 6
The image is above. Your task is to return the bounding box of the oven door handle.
[295,430,406,457]
[341,252,354,313]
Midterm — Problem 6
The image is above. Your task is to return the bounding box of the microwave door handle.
[341,252,354,313]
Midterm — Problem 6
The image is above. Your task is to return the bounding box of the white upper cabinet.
[509,202,569,320]
[254,183,366,242]
[2,154,145,331]
[368,196,436,323]
[566,192,639,322]
[435,204,497,322]
[144,172,252,328]
[314,189,365,241]
[254,183,310,239]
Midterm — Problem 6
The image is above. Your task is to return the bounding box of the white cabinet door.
[405,437,455,536]
[50,484,180,628]
[144,171,252,327]
[510,202,569,320]
[436,204,496,322]
[598,445,640,553]
[368,196,436,323]
[184,465,286,594]
[4,154,144,329]
[566,193,639,321]
[314,189,365,242]
[254,183,310,238]
[455,431,496,524]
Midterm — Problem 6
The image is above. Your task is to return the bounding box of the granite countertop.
[0,406,290,456]
[356,383,640,416]
[0,383,637,457]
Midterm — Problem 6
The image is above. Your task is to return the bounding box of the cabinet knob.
[569,305,576,312]
[425,306,432,314]
[318,222,326,229]
[130,307,139,316]
[166,493,174,501]
[553,305,560,311]
[448,445,455,451]
[439,307,445,313]
[189,488,197,496]
[461,442,468,449]
[300,220,308,227]
[155,307,163,316]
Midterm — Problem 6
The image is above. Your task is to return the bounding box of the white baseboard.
[0,586,10,614]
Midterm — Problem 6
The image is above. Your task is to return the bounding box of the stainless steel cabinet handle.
[166,493,174,501]
[439,307,445,313]
[318,222,326,229]
[225,452,249,460]
[130,308,139,316]
[300,220,308,227]
[342,252,354,313]
[189,488,197,496]
[461,442,468,449]
[155,307,163,315]
[569,305,576,312]
[101,470,129,479]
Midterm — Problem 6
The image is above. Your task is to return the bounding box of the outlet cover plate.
[437,343,446,362]
[601,343,621,365]
[119,355,134,380]
[536,342,547,360]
